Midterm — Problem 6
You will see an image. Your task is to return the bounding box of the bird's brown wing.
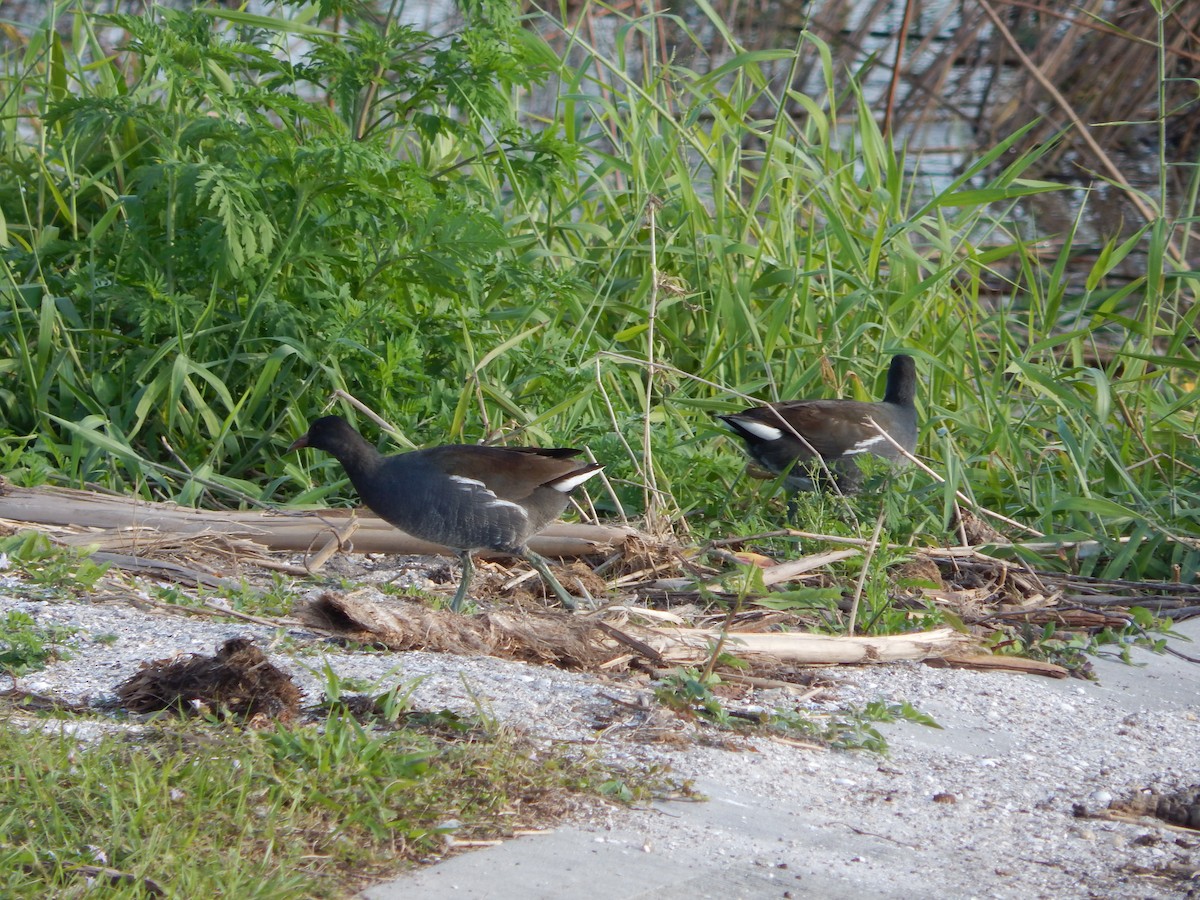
[422,445,589,502]
[742,400,879,458]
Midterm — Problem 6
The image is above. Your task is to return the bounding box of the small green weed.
[0,532,109,597]
[308,660,418,721]
[200,573,296,619]
[654,667,732,726]
[988,622,1097,677]
[1087,606,1184,663]
[0,611,75,677]
[987,606,1182,675]
[653,666,939,753]
[770,700,941,753]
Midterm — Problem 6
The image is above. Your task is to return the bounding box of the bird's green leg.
[449,551,474,613]
[524,550,578,610]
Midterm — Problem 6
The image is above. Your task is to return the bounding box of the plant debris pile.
[1110,785,1200,832]
[298,590,616,669]
[114,637,301,722]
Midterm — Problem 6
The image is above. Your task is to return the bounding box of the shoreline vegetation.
[0,2,1197,895]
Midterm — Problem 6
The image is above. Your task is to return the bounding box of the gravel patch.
[3,574,1198,899]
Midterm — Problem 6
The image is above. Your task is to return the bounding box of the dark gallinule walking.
[289,415,603,612]
[717,354,918,494]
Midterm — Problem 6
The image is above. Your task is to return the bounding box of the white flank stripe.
[731,418,783,441]
[845,434,886,455]
[552,468,603,492]
[449,475,526,517]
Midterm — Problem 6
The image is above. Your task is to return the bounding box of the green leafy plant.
[987,622,1098,677]
[987,605,1182,673]
[770,700,941,753]
[654,662,941,754]
[0,611,75,676]
[654,667,732,726]
[1087,606,1183,663]
[2,0,580,502]
[204,573,297,619]
[0,531,109,596]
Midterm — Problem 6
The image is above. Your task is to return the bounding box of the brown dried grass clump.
[115,637,301,722]
[297,591,620,670]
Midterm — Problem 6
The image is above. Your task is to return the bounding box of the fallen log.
[0,481,635,559]
[624,623,973,665]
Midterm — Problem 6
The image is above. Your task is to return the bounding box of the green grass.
[1,3,1196,582]
[0,702,642,898]
[0,531,110,596]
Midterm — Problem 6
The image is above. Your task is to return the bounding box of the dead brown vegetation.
[542,0,1200,179]
[4,482,1198,690]
[114,637,302,722]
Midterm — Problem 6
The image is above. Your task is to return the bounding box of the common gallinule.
[289,415,603,612]
[717,354,917,494]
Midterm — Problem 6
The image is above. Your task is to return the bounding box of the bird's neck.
[332,437,385,485]
[884,379,915,408]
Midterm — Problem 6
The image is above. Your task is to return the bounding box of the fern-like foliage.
[1,0,579,499]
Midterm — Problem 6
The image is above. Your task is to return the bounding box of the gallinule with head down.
[289,415,603,612]
[717,354,917,495]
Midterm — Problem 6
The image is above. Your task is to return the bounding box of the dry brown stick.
[328,388,415,447]
[703,547,861,590]
[718,673,828,697]
[1164,644,1200,664]
[1060,595,1194,611]
[87,551,242,592]
[629,625,971,665]
[918,544,1052,598]
[642,198,666,537]
[925,654,1069,679]
[594,621,667,666]
[253,558,312,576]
[768,734,830,752]
[0,483,634,556]
[760,550,861,587]
[303,517,361,574]
[700,578,745,684]
[710,527,1107,565]
[882,0,918,138]
[1035,571,1200,592]
[707,530,802,547]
